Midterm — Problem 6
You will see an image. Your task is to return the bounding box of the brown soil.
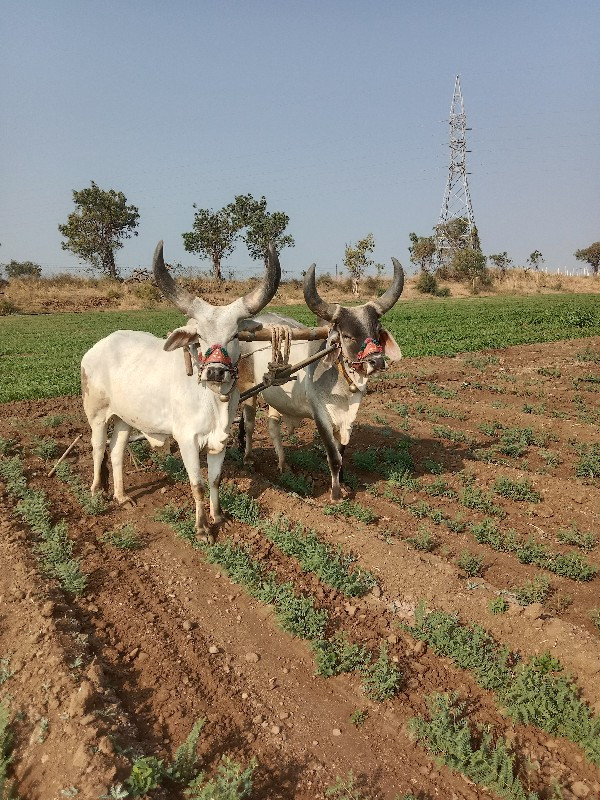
[1,337,599,799]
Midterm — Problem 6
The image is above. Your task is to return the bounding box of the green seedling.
[31,436,59,461]
[323,500,377,524]
[101,524,142,549]
[349,709,368,727]
[493,476,541,502]
[489,596,509,615]
[361,643,402,701]
[457,550,485,577]
[409,693,539,800]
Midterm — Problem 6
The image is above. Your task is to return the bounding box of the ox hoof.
[197,530,216,545]
[212,510,230,527]
[116,494,136,508]
[329,486,348,502]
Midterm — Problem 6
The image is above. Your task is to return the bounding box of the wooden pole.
[47,434,82,477]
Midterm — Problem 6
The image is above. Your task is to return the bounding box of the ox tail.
[237,409,246,452]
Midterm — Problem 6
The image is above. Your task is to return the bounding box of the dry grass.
[1,270,598,314]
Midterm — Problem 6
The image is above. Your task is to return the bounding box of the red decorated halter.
[353,337,383,365]
[197,344,238,379]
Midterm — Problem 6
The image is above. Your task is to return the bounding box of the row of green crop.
[2,294,599,401]
[0,456,87,595]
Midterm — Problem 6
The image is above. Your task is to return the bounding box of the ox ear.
[380,329,402,362]
[164,324,199,352]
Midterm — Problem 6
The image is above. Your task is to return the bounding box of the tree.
[527,250,544,271]
[575,242,600,275]
[58,181,139,279]
[227,194,294,264]
[343,233,375,282]
[488,252,513,278]
[408,233,437,272]
[450,248,487,292]
[182,206,239,281]
[4,260,42,278]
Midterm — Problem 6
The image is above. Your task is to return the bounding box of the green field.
[1,293,599,403]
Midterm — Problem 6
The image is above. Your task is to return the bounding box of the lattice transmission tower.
[436,75,480,263]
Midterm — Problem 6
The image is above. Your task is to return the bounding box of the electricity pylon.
[436,75,479,263]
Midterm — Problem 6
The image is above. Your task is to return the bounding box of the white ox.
[239,259,404,500]
[81,241,280,542]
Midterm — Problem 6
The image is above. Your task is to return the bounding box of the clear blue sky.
[1,0,598,278]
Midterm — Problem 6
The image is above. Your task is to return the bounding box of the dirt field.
[1,336,599,799]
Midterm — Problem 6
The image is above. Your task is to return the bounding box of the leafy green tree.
[450,248,487,292]
[227,194,294,264]
[58,181,139,279]
[575,242,600,275]
[409,233,437,272]
[343,233,375,282]
[527,250,544,271]
[488,252,513,277]
[182,205,239,281]
[4,260,42,278]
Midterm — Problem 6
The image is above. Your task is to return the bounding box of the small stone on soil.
[208,645,219,654]
[245,652,260,663]
[332,728,342,736]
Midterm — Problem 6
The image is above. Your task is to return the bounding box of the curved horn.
[368,257,405,316]
[303,264,340,322]
[152,241,197,316]
[241,242,281,316]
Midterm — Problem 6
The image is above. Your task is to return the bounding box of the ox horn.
[241,242,281,316]
[367,257,405,316]
[303,264,340,323]
[152,241,198,317]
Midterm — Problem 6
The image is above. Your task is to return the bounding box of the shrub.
[415,271,439,295]
[5,259,42,278]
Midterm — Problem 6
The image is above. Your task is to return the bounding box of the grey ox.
[239,259,404,500]
[81,241,280,542]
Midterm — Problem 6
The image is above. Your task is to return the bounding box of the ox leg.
[339,443,347,485]
[241,402,257,468]
[109,418,135,506]
[314,413,343,502]
[207,450,227,531]
[89,419,109,495]
[178,439,211,541]
[267,410,288,473]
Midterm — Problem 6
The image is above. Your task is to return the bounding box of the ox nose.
[205,365,228,383]
[366,355,386,373]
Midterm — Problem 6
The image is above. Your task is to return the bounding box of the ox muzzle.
[196,344,239,400]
